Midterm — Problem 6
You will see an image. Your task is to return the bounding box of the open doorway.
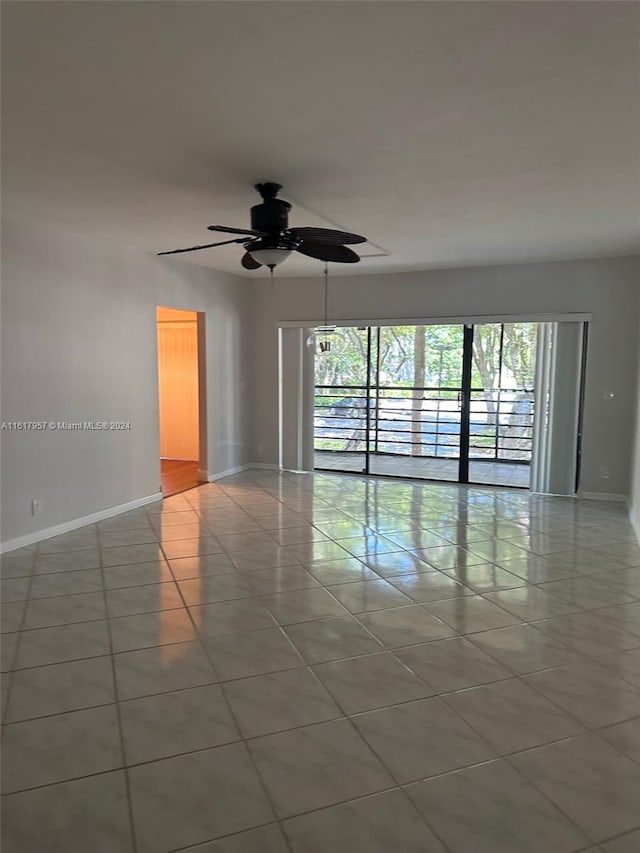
[156,307,207,497]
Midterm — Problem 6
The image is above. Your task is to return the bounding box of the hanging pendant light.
[306,264,343,355]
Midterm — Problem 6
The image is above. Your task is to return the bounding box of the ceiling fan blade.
[288,227,366,245]
[207,225,265,236]
[241,252,262,270]
[157,237,247,256]
[296,242,360,263]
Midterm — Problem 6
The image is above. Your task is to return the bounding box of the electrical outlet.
[31,499,42,516]
[600,466,610,479]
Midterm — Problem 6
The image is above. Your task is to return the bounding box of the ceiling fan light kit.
[246,247,292,268]
[158,182,367,271]
[245,237,300,269]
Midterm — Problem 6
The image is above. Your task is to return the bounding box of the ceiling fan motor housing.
[251,182,291,236]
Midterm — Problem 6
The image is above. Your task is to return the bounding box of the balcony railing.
[314,384,534,463]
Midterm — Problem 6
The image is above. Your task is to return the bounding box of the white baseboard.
[1,464,283,553]
[208,464,251,482]
[207,463,282,481]
[0,492,163,555]
[577,490,627,503]
[11,467,622,554]
[627,499,640,542]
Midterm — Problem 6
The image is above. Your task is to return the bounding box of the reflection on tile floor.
[2,469,640,852]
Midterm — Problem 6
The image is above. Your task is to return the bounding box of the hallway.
[160,460,201,498]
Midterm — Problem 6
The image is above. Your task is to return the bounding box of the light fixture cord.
[324,262,329,327]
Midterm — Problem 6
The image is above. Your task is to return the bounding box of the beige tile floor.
[2,469,640,852]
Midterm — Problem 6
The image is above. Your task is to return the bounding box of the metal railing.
[314,384,534,463]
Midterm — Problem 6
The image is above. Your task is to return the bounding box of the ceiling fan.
[158,182,366,270]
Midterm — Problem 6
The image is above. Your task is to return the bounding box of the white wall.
[1,219,252,544]
[249,256,640,498]
[3,222,638,548]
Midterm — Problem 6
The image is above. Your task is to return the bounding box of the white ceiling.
[2,1,639,276]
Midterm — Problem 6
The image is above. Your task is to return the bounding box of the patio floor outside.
[314,451,531,488]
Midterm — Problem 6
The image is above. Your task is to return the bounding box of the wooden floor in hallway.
[160,459,201,497]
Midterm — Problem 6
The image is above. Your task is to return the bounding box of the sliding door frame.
[284,312,591,488]
[458,324,474,484]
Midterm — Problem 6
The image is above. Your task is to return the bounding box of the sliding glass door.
[313,322,547,489]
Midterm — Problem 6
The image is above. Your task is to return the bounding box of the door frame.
[458,324,474,484]
[156,306,208,488]
[196,312,208,482]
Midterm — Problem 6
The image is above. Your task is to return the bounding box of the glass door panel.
[313,327,370,474]
[368,325,465,481]
[469,322,537,488]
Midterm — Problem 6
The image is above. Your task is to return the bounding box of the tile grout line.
[160,535,298,853]
[5,595,640,685]
[502,734,638,850]
[97,542,140,853]
[5,709,640,828]
[4,472,639,851]
[2,549,38,722]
